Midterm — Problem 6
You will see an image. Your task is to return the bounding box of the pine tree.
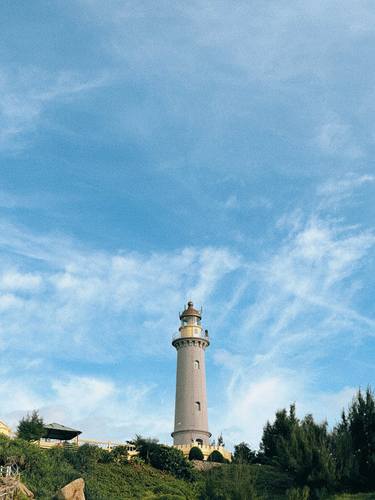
[17,410,45,441]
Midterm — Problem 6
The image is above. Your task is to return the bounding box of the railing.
[78,439,137,453]
[0,465,19,499]
[39,438,137,454]
[172,330,209,342]
[0,466,18,478]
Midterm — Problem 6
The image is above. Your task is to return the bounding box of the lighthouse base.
[171,429,211,446]
[174,443,232,462]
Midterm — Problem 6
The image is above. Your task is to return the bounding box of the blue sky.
[1,1,375,449]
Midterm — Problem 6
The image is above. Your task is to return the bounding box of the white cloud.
[315,118,363,158]
[0,271,42,291]
[0,219,241,360]
[207,177,375,448]
[0,173,374,447]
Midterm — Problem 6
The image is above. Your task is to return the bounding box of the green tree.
[16,410,45,441]
[189,446,204,461]
[217,433,225,447]
[233,442,256,464]
[260,404,336,494]
[332,387,375,492]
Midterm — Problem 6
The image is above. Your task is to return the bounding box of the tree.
[217,433,225,447]
[259,404,336,494]
[332,387,375,492]
[189,446,204,461]
[233,442,256,464]
[17,410,45,441]
[208,450,224,463]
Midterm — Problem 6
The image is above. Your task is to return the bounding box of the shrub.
[135,437,196,481]
[207,450,224,463]
[109,445,128,464]
[189,446,204,461]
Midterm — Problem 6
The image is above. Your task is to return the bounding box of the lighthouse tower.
[172,301,211,446]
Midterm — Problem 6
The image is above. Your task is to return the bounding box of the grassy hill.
[83,462,198,500]
[1,436,375,499]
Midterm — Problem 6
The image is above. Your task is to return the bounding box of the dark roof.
[180,301,201,319]
[43,423,82,441]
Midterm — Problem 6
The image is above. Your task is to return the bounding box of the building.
[0,421,12,437]
[39,423,82,448]
[38,422,138,458]
[172,301,231,462]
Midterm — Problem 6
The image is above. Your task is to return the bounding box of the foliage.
[0,435,78,499]
[84,462,197,500]
[260,404,336,495]
[217,434,225,447]
[4,388,375,499]
[332,388,375,492]
[16,411,45,442]
[109,445,129,464]
[207,450,224,463]
[135,436,196,480]
[189,446,204,461]
[287,486,310,500]
[233,442,257,464]
[0,435,196,499]
[199,463,293,500]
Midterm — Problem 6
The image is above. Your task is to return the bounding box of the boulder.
[56,478,85,500]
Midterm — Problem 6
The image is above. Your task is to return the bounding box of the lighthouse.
[172,301,211,446]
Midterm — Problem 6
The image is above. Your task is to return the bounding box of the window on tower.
[194,360,200,369]
[195,401,201,411]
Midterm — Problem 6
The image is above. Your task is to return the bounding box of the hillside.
[2,434,375,499]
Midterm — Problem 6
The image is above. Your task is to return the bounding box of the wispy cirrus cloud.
[209,174,375,447]
[1,174,374,447]
[0,67,107,151]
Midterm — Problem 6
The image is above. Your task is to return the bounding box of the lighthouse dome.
[179,301,201,319]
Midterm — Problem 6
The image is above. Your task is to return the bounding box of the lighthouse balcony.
[172,329,209,342]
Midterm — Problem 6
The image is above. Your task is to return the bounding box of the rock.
[191,460,223,471]
[56,478,85,500]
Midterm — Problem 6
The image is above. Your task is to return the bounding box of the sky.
[1,0,375,450]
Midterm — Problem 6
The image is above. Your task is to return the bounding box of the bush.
[207,450,224,463]
[135,437,196,481]
[189,447,204,461]
[0,435,78,499]
[109,445,128,464]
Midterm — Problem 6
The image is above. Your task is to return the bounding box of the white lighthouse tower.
[172,301,211,447]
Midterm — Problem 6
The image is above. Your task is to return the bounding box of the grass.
[83,462,198,500]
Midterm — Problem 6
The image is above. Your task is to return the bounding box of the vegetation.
[0,435,196,499]
[134,436,196,481]
[200,464,293,500]
[16,410,45,441]
[207,450,225,463]
[332,388,375,492]
[2,387,375,499]
[257,388,375,498]
[233,442,257,465]
[189,446,204,461]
